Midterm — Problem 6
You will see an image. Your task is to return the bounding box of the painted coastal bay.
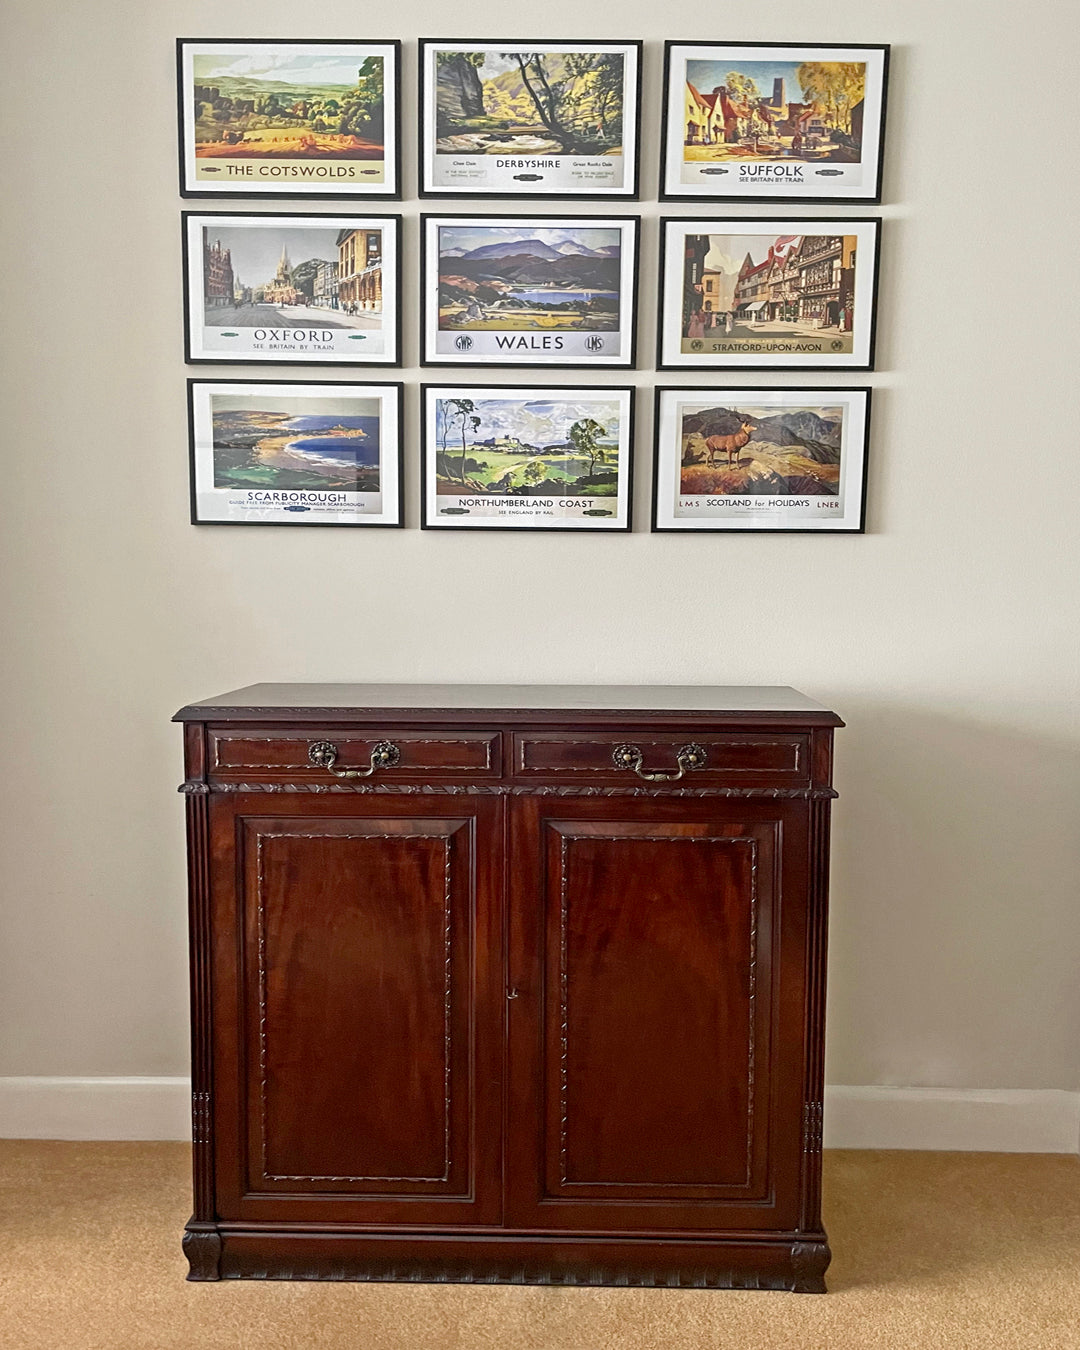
[211,409,381,492]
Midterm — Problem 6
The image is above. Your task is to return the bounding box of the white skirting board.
[0,1078,1077,1151]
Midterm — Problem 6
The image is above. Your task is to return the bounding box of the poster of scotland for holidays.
[422,386,633,530]
[184,215,399,364]
[188,381,402,526]
[423,216,637,366]
[420,42,640,197]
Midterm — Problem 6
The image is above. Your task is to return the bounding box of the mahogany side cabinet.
[175,683,843,1292]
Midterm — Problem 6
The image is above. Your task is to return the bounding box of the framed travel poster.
[177,39,400,198]
[421,385,633,530]
[421,215,639,367]
[188,380,403,526]
[657,218,880,370]
[419,40,642,198]
[652,386,870,533]
[660,42,888,202]
[183,213,401,365]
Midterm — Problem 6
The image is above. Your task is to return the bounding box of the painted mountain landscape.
[680,403,843,496]
[210,397,381,493]
[434,50,624,157]
[438,226,621,331]
[434,396,622,498]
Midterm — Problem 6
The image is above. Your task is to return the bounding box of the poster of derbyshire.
[190,383,401,526]
[185,215,397,364]
[422,42,639,196]
[660,219,878,369]
[423,387,632,529]
[424,217,636,366]
[653,387,869,532]
[179,41,397,196]
[663,43,887,201]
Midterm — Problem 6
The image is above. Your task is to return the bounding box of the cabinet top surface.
[174,683,842,724]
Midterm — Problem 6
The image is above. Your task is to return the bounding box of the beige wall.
[2,0,1077,1096]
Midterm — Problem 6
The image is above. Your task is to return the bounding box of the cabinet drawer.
[513,730,808,786]
[207,727,502,781]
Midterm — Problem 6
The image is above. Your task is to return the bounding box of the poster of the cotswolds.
[422,42,639,196]
[180,41,397,195]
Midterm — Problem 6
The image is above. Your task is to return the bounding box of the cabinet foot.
[791,1239,831,1294]
[183,1222,222,1281]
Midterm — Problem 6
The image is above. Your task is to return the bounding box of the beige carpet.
[0,1144,1078,1349]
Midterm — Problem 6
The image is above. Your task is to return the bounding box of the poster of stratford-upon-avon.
[178,40,399,196]
[422,216,637,366]
[658,218,879,370]
[420,42,640,197]
[662,43,887,202]
[184,214,399,364]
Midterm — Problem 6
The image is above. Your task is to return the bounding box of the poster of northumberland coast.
[420,42,639,197]
[662,43,887,202]
[422,386,633,529]
[179,41,398,196]
[188,381,402,526]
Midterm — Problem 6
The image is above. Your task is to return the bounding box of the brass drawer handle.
[612,742,708,782]
[308,740,401,778]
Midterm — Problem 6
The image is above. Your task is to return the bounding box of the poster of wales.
[184,214,398,364]
[189,382,402,526]
[422,386,633,529]
[179,41,398,195]
[663,43,887,201]
[421,42,639,196]
[423,216,637,366]
[652,386,869,532]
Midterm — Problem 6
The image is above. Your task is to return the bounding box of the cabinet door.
[506,795,809,1233]
[209,794,503,1226]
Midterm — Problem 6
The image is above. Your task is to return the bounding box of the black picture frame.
[176,38,402,200]
[656,216,882,372]
[659,41,890,204]
[650,384,872,534]
[418,39,644,200]
[420,383,636,532]
[182,211,403,367]
[420,213,640,370]
[187,378,405,527]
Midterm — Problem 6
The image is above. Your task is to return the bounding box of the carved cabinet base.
[176,684,842,1293]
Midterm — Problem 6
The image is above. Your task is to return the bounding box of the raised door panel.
[507,795,809,1233]
[209,795,502,1226]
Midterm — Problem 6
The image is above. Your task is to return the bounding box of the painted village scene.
[438,225,621,332]
[434,50,625,159]
[191,50,386,164]
[433,396,622,500]
[209,393,382,494]
[682,233,858,351]
[678,400,844,498]
[201,225,383,331]
[682,59,866,165]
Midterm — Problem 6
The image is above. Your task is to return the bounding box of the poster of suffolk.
[184,214,399,364]
[652,386,870,532]
[188,381,403,526]
[178,40,399,196]
[662,43,887,201]
[422,386,633,530]
[658,218,879,369]
[420,41,640,197]
[422,216,638,366]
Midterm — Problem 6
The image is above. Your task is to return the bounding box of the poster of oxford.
[184,214,399,364]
